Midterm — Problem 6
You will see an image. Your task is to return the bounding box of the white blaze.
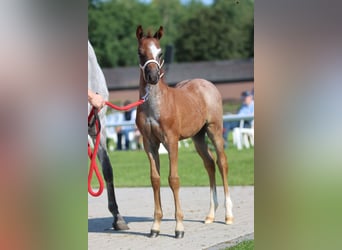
[149,42,161,60]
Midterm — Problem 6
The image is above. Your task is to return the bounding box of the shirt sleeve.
[238,105,249,115]
[238,102,254,115]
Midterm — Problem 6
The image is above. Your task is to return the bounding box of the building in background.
[103,58,253,103]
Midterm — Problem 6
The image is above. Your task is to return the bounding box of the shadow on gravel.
[88,216,175,238]
[88,216,204,235]
[88,216,153,233]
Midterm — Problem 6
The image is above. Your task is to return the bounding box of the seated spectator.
[223,90,254,148]
[116,100,137,150]
[105,110,123,151]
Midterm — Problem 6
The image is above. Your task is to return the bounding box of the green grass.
[90,137,254,187]
[222,99,241,114]
[226,240,254,250]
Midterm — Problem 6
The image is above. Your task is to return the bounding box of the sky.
[139,0,214,5]
[181,0,214,4]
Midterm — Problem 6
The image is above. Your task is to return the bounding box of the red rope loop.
[88,98,145,197]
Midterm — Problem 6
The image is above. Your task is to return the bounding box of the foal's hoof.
[149,230,160,238]
[204,216,215,224]
[225,216,234,225]
[175,231,184,239]
[113,215,129,230]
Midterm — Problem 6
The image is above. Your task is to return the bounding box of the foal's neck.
[139,77,168,104]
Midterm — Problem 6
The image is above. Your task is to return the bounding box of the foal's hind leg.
[192,128,218,224]
[206,124,234,224]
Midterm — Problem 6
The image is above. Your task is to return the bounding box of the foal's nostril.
[144,66,160,84]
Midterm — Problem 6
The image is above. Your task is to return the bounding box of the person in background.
[116,100,137,150]
[134,127,143,150]
[105,110,123,151]
[223,90,254,148]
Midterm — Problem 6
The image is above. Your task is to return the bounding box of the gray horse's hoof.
[175,231,184,239]
[149,230,160,238]
[113,214,129,230]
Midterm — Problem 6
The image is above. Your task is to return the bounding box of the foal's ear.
[136,25,144,40]
[153,26,163,40]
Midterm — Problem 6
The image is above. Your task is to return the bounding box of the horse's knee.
[151,176,160,189]
[168,176,180,190]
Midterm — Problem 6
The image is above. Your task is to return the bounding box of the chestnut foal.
[135,26,233,239]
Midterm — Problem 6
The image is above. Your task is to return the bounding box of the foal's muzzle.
[139,59,164,85]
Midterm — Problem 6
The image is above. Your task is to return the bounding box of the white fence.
[105,114,254,128]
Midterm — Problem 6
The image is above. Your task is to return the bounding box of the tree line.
[89,0,254,67]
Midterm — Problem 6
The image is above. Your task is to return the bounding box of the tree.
[89,0,164,67]
[88,0,253,67]
[174,0,254,62]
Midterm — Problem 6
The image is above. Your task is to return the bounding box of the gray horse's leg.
[89,117,128,230]
[96,144,129,230]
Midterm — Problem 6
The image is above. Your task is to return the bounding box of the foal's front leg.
[144,141,162,238]
[167,140,184,239]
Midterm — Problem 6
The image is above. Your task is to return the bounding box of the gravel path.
[88,186,254,250]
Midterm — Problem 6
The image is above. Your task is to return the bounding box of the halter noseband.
[139,58,165,82]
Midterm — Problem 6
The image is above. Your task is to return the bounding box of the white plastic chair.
[233,120,254,150]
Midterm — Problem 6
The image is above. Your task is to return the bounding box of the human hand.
[88,89,106,109]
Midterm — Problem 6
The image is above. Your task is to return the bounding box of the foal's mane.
[146,30,153,38]
[144,30,154,39]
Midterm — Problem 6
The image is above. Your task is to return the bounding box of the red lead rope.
[105,99,145,111]
[88,98,145,197]
[88,109,103,197]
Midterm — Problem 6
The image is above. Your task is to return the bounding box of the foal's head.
[136,25,164,85]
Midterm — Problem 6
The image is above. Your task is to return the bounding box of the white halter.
[139,58,165,82]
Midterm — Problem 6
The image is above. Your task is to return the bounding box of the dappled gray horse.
[88,41,128,230]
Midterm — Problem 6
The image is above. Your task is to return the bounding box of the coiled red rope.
[88,98,146,197]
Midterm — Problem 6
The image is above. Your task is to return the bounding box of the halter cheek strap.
[139,58,165,81]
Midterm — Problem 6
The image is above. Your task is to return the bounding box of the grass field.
[90,138,254,187]
[226,240,254,250]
